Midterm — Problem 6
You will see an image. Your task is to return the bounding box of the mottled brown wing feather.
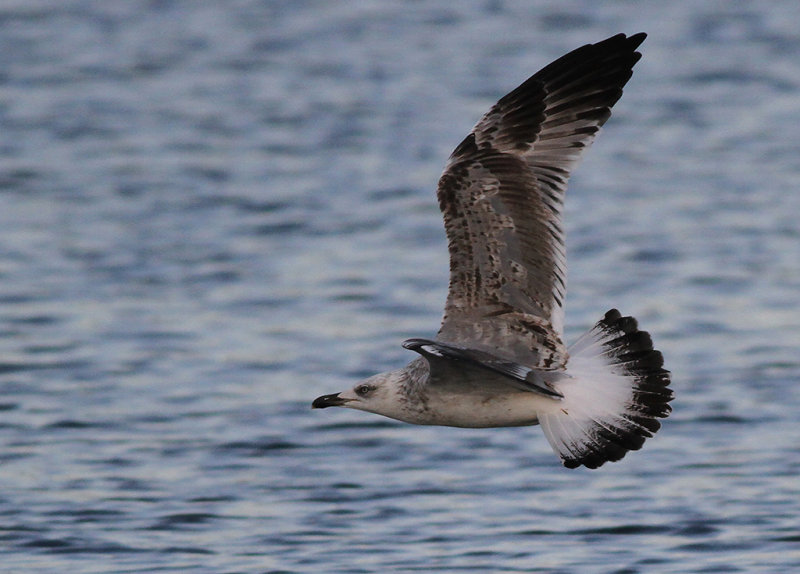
[436,33,646,369]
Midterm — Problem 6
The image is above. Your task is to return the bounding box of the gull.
[312,33,673,469]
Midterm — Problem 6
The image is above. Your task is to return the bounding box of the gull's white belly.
[414,388,549,428]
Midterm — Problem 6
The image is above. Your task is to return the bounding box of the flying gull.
[313,33,673,469]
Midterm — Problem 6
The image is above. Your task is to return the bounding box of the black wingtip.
[629,32,647,49]
[592,32,647,52]
[402,338,435,352]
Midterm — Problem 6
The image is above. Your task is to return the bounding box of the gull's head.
[311,368,412,420]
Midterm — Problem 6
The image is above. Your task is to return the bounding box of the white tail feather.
[539,309,672,469]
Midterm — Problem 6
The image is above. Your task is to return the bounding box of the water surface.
[1,1,800,572]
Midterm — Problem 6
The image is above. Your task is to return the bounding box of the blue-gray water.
[2,1,800,572]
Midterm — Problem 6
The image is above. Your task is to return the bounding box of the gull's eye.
[355,384,374,397]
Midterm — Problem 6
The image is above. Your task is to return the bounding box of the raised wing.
[436,33,646,369]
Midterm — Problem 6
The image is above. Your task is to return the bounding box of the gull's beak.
[312,392,350,409]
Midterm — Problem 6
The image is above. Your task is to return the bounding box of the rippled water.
[2,1,800,572]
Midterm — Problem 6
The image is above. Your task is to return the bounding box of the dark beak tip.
[312,393,345,409]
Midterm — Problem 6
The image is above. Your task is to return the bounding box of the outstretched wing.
[436,33,646,370]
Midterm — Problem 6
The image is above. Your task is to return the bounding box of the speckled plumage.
[313,33,673,469]
[435,33,645,368]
